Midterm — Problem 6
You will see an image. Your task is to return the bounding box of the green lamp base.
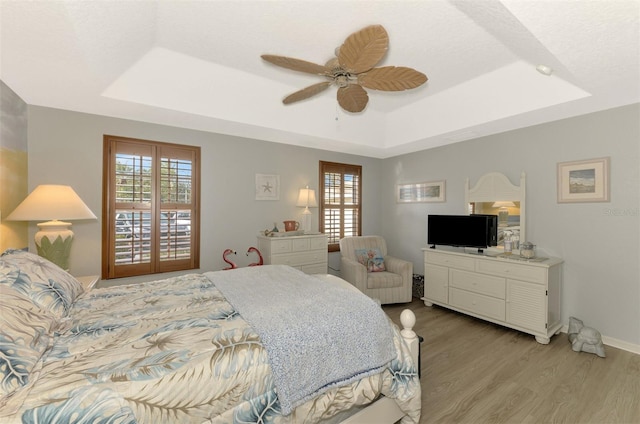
[35,220,74,271]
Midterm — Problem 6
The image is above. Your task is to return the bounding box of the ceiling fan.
[261,25,427,113]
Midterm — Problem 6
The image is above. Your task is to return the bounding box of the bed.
[0,249,421,423]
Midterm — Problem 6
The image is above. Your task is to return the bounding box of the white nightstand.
[75,275,100,292]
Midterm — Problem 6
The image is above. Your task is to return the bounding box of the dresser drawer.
[426,251,475,271]
[269,239,292,254]
[450,269,505,299]
[292,238,310,251]
[270,251,326,267]
[477,260,546,284]
[449,287,505,321]
[309,236,327,250]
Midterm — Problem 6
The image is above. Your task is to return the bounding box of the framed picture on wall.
[255,174,280,200]
[557,157,610,203]
[397,180,446,203]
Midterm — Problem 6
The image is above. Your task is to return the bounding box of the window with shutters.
[102,135,200,279]
[319,161,362,252]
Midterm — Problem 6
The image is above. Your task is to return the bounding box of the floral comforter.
[1,268,420,423]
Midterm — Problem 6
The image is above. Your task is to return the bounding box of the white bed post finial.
[400,309,416,339]
[399,309,420,369]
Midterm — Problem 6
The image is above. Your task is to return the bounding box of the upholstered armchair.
[339,235,413,304]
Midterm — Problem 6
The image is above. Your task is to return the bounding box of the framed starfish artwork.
[255,174,280,200]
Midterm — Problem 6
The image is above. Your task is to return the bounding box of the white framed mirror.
[465,172,526,247]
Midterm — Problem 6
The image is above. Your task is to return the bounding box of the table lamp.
[492,201,516,226]
[296,185,318,233]
[6,185,96,271]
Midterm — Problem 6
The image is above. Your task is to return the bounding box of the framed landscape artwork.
[397,180,446,203]
[557,157,610,203]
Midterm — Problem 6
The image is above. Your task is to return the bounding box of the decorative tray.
[496,254,548,262]
[267,230,304,237]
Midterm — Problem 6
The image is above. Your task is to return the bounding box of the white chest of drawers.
[422,248,563,344]
[257,234,328,274]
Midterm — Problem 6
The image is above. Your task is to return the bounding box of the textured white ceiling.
[1,0,638,158]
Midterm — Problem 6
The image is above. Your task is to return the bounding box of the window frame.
[102,135,201,279]
[319,161,362,252]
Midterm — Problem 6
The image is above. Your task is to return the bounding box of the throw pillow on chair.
[354,248,386,272]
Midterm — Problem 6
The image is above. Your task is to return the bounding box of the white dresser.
[422,247,563,344]
[257,234,328,274]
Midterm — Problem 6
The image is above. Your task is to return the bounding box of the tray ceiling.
[1,0,638,158]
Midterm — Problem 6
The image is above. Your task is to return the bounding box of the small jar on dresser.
[257,233,328,274]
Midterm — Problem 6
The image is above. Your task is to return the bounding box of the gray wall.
[25,103,640,347]
[381,104,640,346]
[26,106,382,285]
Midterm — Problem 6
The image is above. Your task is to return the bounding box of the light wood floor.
[383,299,640,424]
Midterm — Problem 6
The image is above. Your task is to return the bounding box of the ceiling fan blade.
[358,66,428,91]
[283,81,332,104]
[338,25,389,74]
[261,55,330,75]
[337,84,369,113]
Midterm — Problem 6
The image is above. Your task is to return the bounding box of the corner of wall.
[0,80,29,251]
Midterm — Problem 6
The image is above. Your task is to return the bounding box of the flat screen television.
[427,214,497,251]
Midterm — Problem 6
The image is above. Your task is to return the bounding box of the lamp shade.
[296,187,318,208]
[6,185,96,221]
[5,185,96,271]
[491,201,516,208]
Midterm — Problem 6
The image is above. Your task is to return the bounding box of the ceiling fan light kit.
[261,25,427,113]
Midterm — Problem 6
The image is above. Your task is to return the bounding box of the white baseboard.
[559,326,640,355]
